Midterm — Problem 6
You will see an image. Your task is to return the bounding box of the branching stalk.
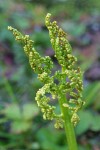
[8,13,85,150]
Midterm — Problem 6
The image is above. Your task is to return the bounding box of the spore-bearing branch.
[8,13,85,129]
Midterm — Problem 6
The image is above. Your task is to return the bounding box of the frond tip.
[8,13,85,128]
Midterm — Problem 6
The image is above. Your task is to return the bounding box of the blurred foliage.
[0,0,100,149]
[3,103,39,133]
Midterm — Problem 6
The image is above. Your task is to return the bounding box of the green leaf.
[11,121,32,133]
[76,111,100,135]
[23,104,39,120]
[75,110,93,135]
[94,93,100,110]
[4,104,22,120]
[83,82,100,108]
[36,127,67,150]
[29,142,40,150]
[91,116,100,131]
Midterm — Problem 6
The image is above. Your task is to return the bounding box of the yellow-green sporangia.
[8,13,85,150]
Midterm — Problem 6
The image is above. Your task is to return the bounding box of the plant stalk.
[58,67,78,150]
[58,94,78,150]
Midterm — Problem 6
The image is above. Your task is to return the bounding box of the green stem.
[58,94,78,150]
[58,67,78,150]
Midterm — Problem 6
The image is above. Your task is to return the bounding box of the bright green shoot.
[8,13,85,150]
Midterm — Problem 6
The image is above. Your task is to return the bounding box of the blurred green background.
[0,0,100,149]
